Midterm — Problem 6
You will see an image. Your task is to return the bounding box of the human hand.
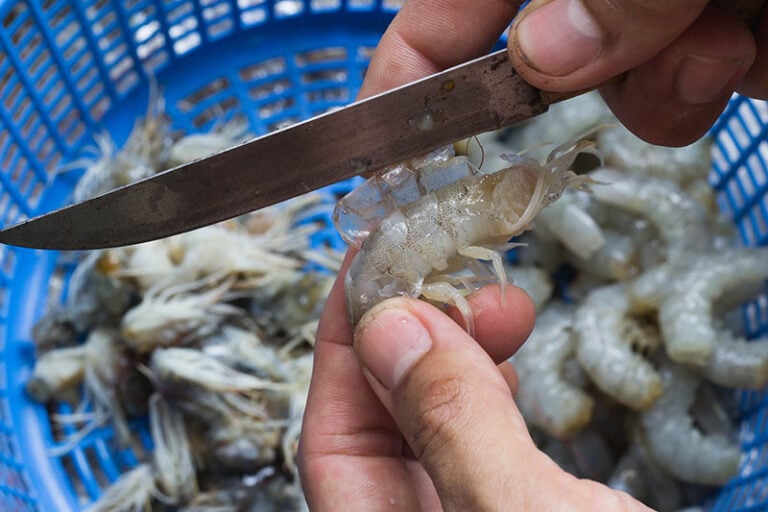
[358,0,767,146]
[298,254,653,511]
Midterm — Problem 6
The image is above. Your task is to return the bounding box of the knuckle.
[408,375,472,460]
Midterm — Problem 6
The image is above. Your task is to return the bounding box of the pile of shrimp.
[457,93,762,511]
[27,94,339,511]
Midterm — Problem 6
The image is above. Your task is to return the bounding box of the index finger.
[358,0,523,98]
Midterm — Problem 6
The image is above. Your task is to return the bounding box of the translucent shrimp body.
[589,169,709,259]
[513,305,594,438]
[658,248,768,367]
[640,359,741,486]
[573,284,663,410]
[344,140,597,330]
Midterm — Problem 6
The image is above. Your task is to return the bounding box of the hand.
[358,0,767,146]
[298,254,653,511]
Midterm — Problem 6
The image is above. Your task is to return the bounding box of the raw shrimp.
[25,345,86,403]
[121,274,241,352]
[504,264,553,311]
[342,136,599,332]
[573,284,663,410]
[639,358,741,486]
[536,189,605,260]
[168,118,251,167]
[597,125,712,187]
[149,394,198,505]
[571,230,639,281]
[513,304,594,438]
[589,168,710,259]
[86,463,156,512]
[657,248,768,367]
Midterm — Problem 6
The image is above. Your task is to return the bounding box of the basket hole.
[240,7,267,25]
[306,87,349,103]
[2,4,25,29]
[192,97,241,128]
[208,18,233,38]
[301,68,347,84]
[347,0,375,8]
[274,0,304,17]
[311,0,341,10]
[382,0,406,9]
[239,57,286,82]
[295,47,347,66]
[258,97,295,119]
[178,76,232,112]
[56,19,80,47]
[63,36,87,61]
[173,32,201,55]
[203,2,231,20]
[93,11,117,38]
[248,78,292,100]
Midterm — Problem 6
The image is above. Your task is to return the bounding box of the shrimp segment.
[573,284,663,410]
[342,137,598,331]
[513,305,594,439]
[640,359,741,486]
[658,248,768,367]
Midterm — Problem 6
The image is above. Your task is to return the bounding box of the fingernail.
[513,0,602,77]
[356,306,432,390]
[675,56,746,105]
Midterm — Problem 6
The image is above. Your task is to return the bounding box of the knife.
[0,0,763,250]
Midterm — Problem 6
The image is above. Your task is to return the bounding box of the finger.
[738,11,768,99]
[354,297,652,511]
[299,250,422,510]
[599,7,755,145]
[358,0,522,98]
[446,284,536,364]
[499,360,520,396]
[508,0,713,92]
[353,297,536,510]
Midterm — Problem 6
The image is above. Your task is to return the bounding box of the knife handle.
[538,0,766,105]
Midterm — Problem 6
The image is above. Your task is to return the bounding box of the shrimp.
[167,118,250,168]
[25,345,86,403]
[657,248,768,367]
[86,463,156,512]
[639,358,741,486]
[149,394,198,505]
[589,168,710,260]
[342,136,599,333]
[536,189,605,259]
[573,284,663,410]
[504,264,553,311]
[512,304,594,438]
[121,274,240,352]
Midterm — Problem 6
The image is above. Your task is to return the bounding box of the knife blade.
[0,49,551,250]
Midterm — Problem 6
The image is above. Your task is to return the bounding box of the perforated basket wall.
[0,0,765,510]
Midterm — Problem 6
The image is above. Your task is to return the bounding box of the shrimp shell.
[344,136,598,331]
[639,358,741,486]
[658,248,768,366]
[513,304,594,438]
[573,284,663,410]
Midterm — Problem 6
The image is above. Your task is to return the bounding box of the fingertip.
[448,285,536,362]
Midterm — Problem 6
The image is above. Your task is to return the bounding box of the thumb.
[508,0,712,91]
[353,297,539,510]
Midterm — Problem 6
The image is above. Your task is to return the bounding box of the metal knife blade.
[0,49,548,250]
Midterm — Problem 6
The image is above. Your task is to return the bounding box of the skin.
[300,1,768,510]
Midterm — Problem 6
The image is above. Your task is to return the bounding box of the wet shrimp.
[573,284,663,410]
[121,274,241,352]
[639,358,741,486]
[26,345,86,403]
[657,248,768,367]
[86,463,156,512]
[512,304,594,438]
[149,394,198,505]
[504,264,553,311]
[340,136,599,333]
[536,189,605,260]
[168,118,250,168]
[589,168,710,259]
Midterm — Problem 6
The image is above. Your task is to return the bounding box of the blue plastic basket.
[0,0,765,510]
